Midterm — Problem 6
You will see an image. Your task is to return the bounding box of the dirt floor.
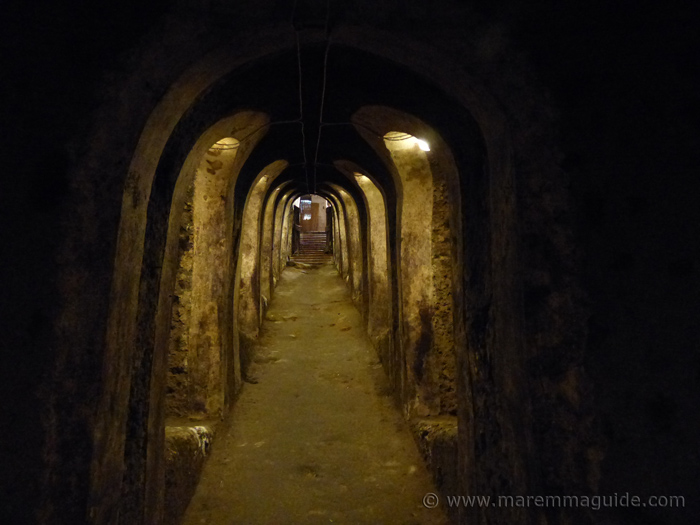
[180,263,449,524]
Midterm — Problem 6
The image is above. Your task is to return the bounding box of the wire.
[294,31,310,193]
[311,0,332,193]
[290,0,309,190]
[208,2,306,154]
[213,2,416,189]
[313,38,331,194]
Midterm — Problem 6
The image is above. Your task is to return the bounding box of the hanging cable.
[311,0,333,193]
[312,39,331,193]
[289,0,311,191]
[208,1,305,154]
[295,30,310,193]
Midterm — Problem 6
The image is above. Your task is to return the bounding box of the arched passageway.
[95,27,588,525]
[103,36,496,520]
[10,4,612,525]
[89,26,575,518]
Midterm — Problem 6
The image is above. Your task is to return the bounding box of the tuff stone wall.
[167,185,195,417]
[236,161,287,376]
[187,148,232,417]
[163,426,213,525]
[259,184,287,309]
[351,171,392,367]
[428,172,457,416]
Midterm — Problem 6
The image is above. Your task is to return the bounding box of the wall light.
[384,131,430,152]
[416,139,430,152]
[209,137,240,150]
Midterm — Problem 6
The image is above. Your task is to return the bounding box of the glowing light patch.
[211,137,239,149]
[383,131,430,152]
[416,139,430,151]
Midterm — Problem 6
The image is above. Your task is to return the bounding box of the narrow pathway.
[181,263,448,524]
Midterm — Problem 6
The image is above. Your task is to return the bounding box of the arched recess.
[166,136,242,420]
[349,105,478,523]
[235,160,288,375]
[326,183,365,310]
[352,106,460,421]
[324,191,351,282]
[333,160,393,374]
[350,101,541,524]
[279,191,297,271]
[271,187,297,288]
[328,195,346,276]
[92,111,269,525]
[259,180,293,310]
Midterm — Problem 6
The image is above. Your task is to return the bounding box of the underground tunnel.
[2,1,699,525]
[115,36,490,523]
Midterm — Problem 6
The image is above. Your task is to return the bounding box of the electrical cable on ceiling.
[312,39,331,193]
[213,2,424,185]
[311,0,333,193]
[289,0,311,192]
[209,0,307,186]
[295,30,310,193]
[208,4,308,153]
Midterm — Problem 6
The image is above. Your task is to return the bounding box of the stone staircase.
[292,232,331,265]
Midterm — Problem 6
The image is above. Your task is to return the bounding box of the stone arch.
[326,183,365,308]
[270,187,297,288]
[92,111,269,524]
[259,180,293,310]
[235,160,289,375]
[349,107,462,422]
[333,160,393,381]
[86,20,574,525]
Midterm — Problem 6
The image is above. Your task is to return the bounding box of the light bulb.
[416,139,430,151]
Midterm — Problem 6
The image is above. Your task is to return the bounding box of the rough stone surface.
[167,186,195,417]
[164,426,213,525]
[411,417,460,522]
